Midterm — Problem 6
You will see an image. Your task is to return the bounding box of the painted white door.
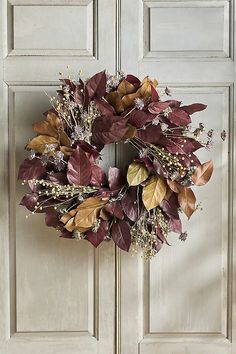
[0,1,116,353]
[119,0,235,354]
[0,1,235,354]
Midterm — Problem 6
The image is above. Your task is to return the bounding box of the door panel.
[0,0,116,353]
[119,0,235,353]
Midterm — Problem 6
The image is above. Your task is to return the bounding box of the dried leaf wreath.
[18,70,226,259]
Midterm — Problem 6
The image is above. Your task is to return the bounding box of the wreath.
[18,70,226,259]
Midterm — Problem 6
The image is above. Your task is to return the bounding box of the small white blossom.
[161,123,169,131]
[163,107,172,117]
[134,98,145,110]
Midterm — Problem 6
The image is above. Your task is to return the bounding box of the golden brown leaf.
[192,160,214,186]
[26,135,59,154]
[46,112,61,129]
[106,91,124,113]
[74,197,108,231]
[141,76,158,87]
[127,161,149,186]
[167,179,182,193]
[121,91,141,110]
[178,187,196,219]
[59,130,71,147]
[33,120,58,138]
[60,146,74,157]
[142,175,167,210]
[117,80,136,96]
[164,186,173,200]
[100,207,111,220]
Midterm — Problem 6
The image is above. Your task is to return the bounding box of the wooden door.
[119,0,235,353]
[0,1,116,353]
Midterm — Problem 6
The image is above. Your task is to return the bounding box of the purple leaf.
[108,167,125,193]
[168,108,191,126]
[121,187,139,222]
[128,110,149,128]
[85,220,108,247]
[181,103,207,115]
[94,98,116,116]
[86,71,107,99]
[160,198,179,219]
[91,116,128,145]
[45,208,60,228]
[67,146,92,186]
[156,225,170,245]
[137,125,162,144]
[18,158,46,180]
[153,239,163,253]
[164,137,203,154]
[90,165,107,187]
[111,220,131,251]
[104,201,124,219]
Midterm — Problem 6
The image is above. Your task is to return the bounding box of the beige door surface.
[0,1,235,354]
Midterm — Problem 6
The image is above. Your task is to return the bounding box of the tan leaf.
[142,175,167,210]
[60,209,77,224]
[141,76,158,87]
[60,146,74,157]
[192,160,214,186]
[122,124,137,140]
[32,120,58,138]
[121,91,141,110]
[100,207,111,220]
[165,186,173,200]
[117,80,136,96]
[167,179,182,193]
[178,187,196,219]
[106,91,124,113]
[26,135,59,154]
[46,112,61,130]
[59,130,71,147]
[64,217,76,232]
[74,197,108,231]
[127,161,149,186]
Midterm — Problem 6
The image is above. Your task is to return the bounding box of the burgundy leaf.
[181,103,207,115]
[168,108,191,126]
[94,98,116,116]
[153,239,163,252]
[156,225,170,245]
[91,116,128,145]
[76,140,100,160]
[48,172,68,185]
[151,85,159,102]
[67,146,91,186]
[137,125,162,144]
[108,167,125,193]
[121,187,139,222]
[164,137,203,154]
[86,70,107,99]
[60,229,73,239]
[138,157,155,172]
[148,101,170,114]
[165,100,181,108]
[90,165,107,187]
[128,110,149,128]
[126,74,141,88]
[45,208,60,228]
[160,198,179,219]
[169,218,182,234]
[85,220,108,247]
[104,201,124,219]
[20,193,39,212]
[111,220,131,251]
[18,158,46,180]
